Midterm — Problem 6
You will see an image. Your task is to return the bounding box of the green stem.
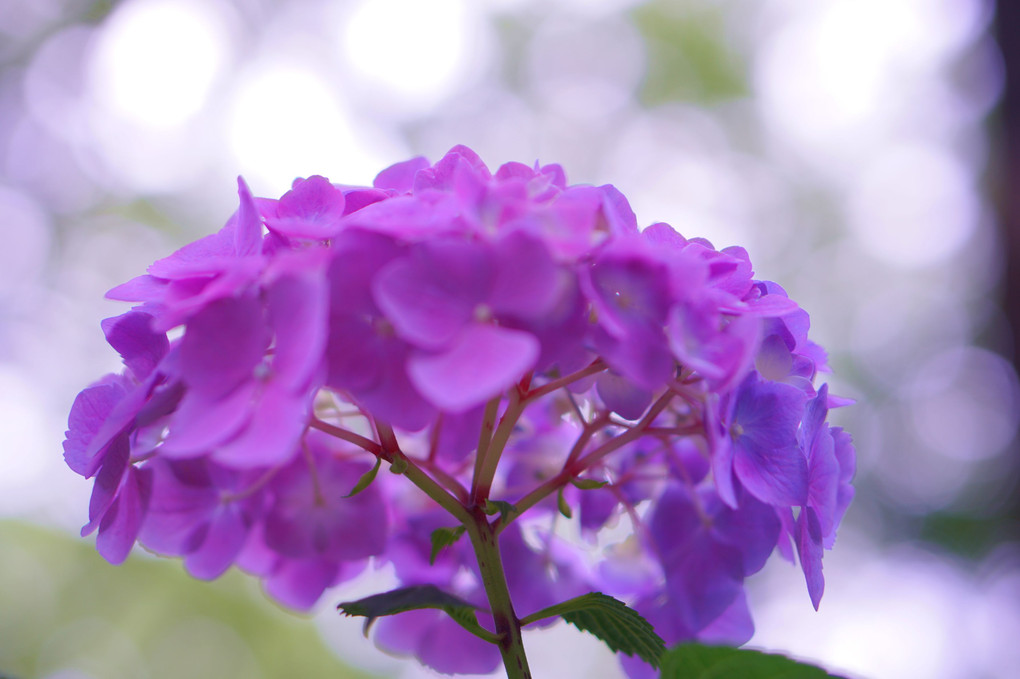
[471,390,524,505]
[464,509,532,679]
[471,397,502,501]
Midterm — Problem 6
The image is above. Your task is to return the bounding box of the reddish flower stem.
[521,359,606,403]
[496,390,675,532]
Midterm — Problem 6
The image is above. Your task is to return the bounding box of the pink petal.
[234,176,263,256]
[264,175,346,239]
[373,156,429,192]
[409,323,538,412]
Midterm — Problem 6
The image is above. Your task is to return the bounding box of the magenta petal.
[265,175,346,239]
[414,145,491,192]
[85,435,130,532]
[64,382,128,476]
[139,460,218,554]
[374,609,501,675]
[184,507,248,580]
[95,466,152,565]
[596,372,653,420]
[101,311,168,379]
[178,294,269,399]
[265,265,328,390]
[599,184,638,235]
[211,384,308,468]
[796,508,825,609]
[373,155,430,192]
[744,292,799,317]
[489,230,564,319]
[343,193,459,237]
[372,248,480,350]
[161,381,257,457]
[409,324,538,412]
[106,274,168,303]
[351,356,437,432]
[234,176,263,256]
[147,232,235,280]
[264,558,338,610]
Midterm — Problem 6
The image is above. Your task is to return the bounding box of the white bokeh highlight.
[87,0,234,129]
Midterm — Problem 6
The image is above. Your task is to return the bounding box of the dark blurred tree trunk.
[997,3,1020,369]
[995,2,1020,527]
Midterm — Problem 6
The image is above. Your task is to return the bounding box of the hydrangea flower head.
[65,146,854,677]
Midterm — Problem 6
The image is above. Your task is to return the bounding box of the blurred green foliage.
[631,1,749,105]
[0,521,380,679]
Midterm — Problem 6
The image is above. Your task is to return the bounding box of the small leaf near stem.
[429,525,467,565]
[556,487,573,519]
[570,477,608,490]
[338,585,499,644]
[342,457,381,498]
[482,499,518,523]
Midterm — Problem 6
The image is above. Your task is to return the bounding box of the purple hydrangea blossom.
[64,146,855,677]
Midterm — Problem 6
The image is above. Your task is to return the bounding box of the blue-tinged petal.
[796,507,825,610]
[730,373,809,506]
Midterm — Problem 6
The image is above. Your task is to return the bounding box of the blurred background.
[0,0,1017,677]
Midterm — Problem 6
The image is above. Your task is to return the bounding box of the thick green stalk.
[464,509,532,679]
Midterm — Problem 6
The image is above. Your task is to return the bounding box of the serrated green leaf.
[342,457,381,498]
[482,499,518,522]
[570,477,608,490]
[520,592,664,667]
[557,487,573,518]
[429,525,467,565]
[337,585,498,644]
[659,644,849,679]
